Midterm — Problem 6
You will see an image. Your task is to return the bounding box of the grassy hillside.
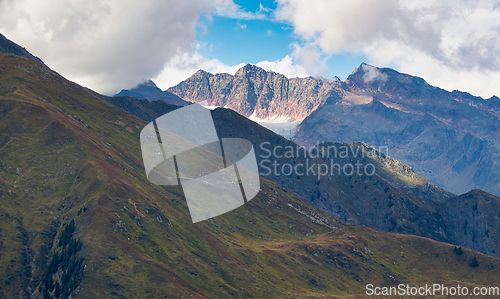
[0,53,499,298]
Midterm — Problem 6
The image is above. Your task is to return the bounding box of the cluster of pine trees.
[39,219,85,299]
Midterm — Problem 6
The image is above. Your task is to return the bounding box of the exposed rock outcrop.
[167,64,344,121]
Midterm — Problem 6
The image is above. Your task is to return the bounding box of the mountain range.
[113,75,500,259]
[115,49,500,257]
[166,66,343,121]
[296,63,500,197]
[2,33,500,298]
[167,63,500,198]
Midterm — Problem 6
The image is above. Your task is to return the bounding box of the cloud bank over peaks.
[0,0,214,94]
[275,0,500,97]
[0,0,290,94]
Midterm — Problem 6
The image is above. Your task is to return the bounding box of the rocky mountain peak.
[486,95,500,108]
[330,76,341,82]
[235,63,267,78]
[113,79,188,105]
[193,69,212,78]
[347,63,390,87]
[141,79,158,88]
[347,63,432,92]
[296,61,500,199]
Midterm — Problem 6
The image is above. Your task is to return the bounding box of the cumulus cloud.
[152,46,246,89]
[255,55,309,78]
[290,42,330,75]
[0,0,215,94]
[275,0,500,97]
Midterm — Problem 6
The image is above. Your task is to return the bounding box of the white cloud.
[0,0,217,95]
[361,64,388,83]
[275,0,500,98]
[259,3,272,13]
[383,46,500,98]
[290,42,330,75]
[255,55,309,78]
[0,0,280,94]
[212,0,269,20]
[153,46,246,90]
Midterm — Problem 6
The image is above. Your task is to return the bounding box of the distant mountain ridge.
[114,79,189,106]
[168,63,500,197]
[344,63,500,142]
[295,63,500,197]
[167,65,343,121]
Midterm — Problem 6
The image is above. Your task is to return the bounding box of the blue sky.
[194,0,370,81]
[195,0,294,66]
[195,12,368,81]
[1,0,500,98]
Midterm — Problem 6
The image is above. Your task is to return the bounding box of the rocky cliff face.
[167,64,344,121]
[444,189,500,257]
[345,63,500,142]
